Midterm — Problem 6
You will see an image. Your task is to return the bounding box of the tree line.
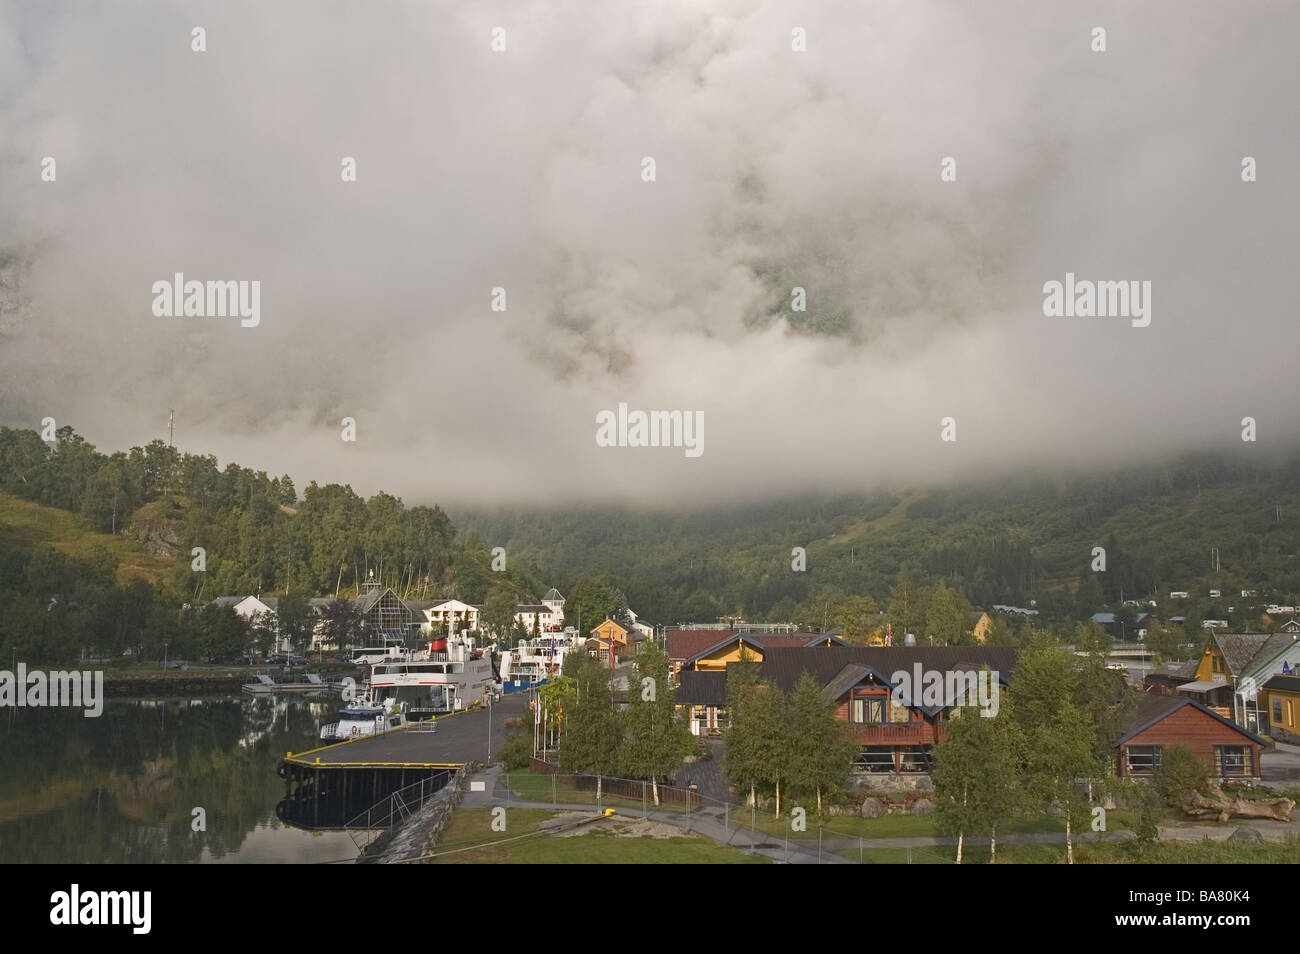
[500,641,695,805]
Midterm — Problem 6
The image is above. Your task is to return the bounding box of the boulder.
[911,798,934,817]
[860,797,886,818]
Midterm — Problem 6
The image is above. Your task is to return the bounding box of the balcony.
[848,723,940,745]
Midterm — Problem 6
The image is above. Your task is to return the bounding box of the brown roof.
[667,629,738,661]
[1114,695,1265,747]
[752,634,822,649]
[759,645,1019,695]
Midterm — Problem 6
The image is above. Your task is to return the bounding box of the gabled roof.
[668,629,738,661]
[543,588,565,602]
[759,646,1019,702]
[1090,612,1117,624]
[801,634,849,648]
[427,598,482,611]
[820,664,875,705]
[1210,632,1287,677]
[1240,632,1300,679]
[815,660,1005,714]
[683,633,772,667]
[212,596,246,607]
[1113,695,1266,747]
[673,631,844,667]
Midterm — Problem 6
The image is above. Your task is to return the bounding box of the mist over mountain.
[1,1,1298,508]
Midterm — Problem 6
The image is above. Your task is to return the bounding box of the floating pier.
[277,693,525,828]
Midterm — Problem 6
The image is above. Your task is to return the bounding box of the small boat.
[242,672,338,695]
[319,695,408,742]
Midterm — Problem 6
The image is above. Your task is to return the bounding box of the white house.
[624,607,654,640]
[423,599,481,634]
[213,595,290,652]
[516,588,566,634]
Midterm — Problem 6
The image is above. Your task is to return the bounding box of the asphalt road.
[293,692,528,766]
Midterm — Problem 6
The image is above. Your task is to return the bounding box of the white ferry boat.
[319,695,408,742]
[368,634,496,716]
[497,630,586,693]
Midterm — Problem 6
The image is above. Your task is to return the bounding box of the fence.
[525,758,700,809]
[343,771,453,852]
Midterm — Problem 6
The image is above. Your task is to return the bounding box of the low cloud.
[1,0,1297,508]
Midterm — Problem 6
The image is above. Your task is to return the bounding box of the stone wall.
[361,762,480,864]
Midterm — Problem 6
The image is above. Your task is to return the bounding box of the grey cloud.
[0,0,1297,508]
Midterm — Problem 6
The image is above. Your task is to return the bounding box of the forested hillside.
[0,426,544,604]
[458,451,1300,631]
[4,423,1300,664]
[0,425,548,664]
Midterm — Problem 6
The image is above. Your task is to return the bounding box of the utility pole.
[167,408,174,448]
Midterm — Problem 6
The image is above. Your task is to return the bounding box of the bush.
[496,730,533,770]
[1154,744,1208,805]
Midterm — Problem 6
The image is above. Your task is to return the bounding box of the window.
[853,747,895,773]
[1213,745,1253,777]
[1125,745,1163,776]
[1274,699,1284,723]
[898,746,933,773]
[1212,656,1224,674]
[888,698,910,724]
[851,696,884,725]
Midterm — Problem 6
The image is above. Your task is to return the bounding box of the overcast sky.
[1,1,1297,509]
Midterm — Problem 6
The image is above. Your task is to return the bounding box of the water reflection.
[0,696,359,864]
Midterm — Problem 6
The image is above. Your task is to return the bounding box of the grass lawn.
[429,808,768,864]
[745,810,1135,840]
[832,830,1298,864]
[0,490,172,585]
[502,770,695,814]
[830,842,1069,864]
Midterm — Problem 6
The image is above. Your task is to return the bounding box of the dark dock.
[277,694,526,829]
